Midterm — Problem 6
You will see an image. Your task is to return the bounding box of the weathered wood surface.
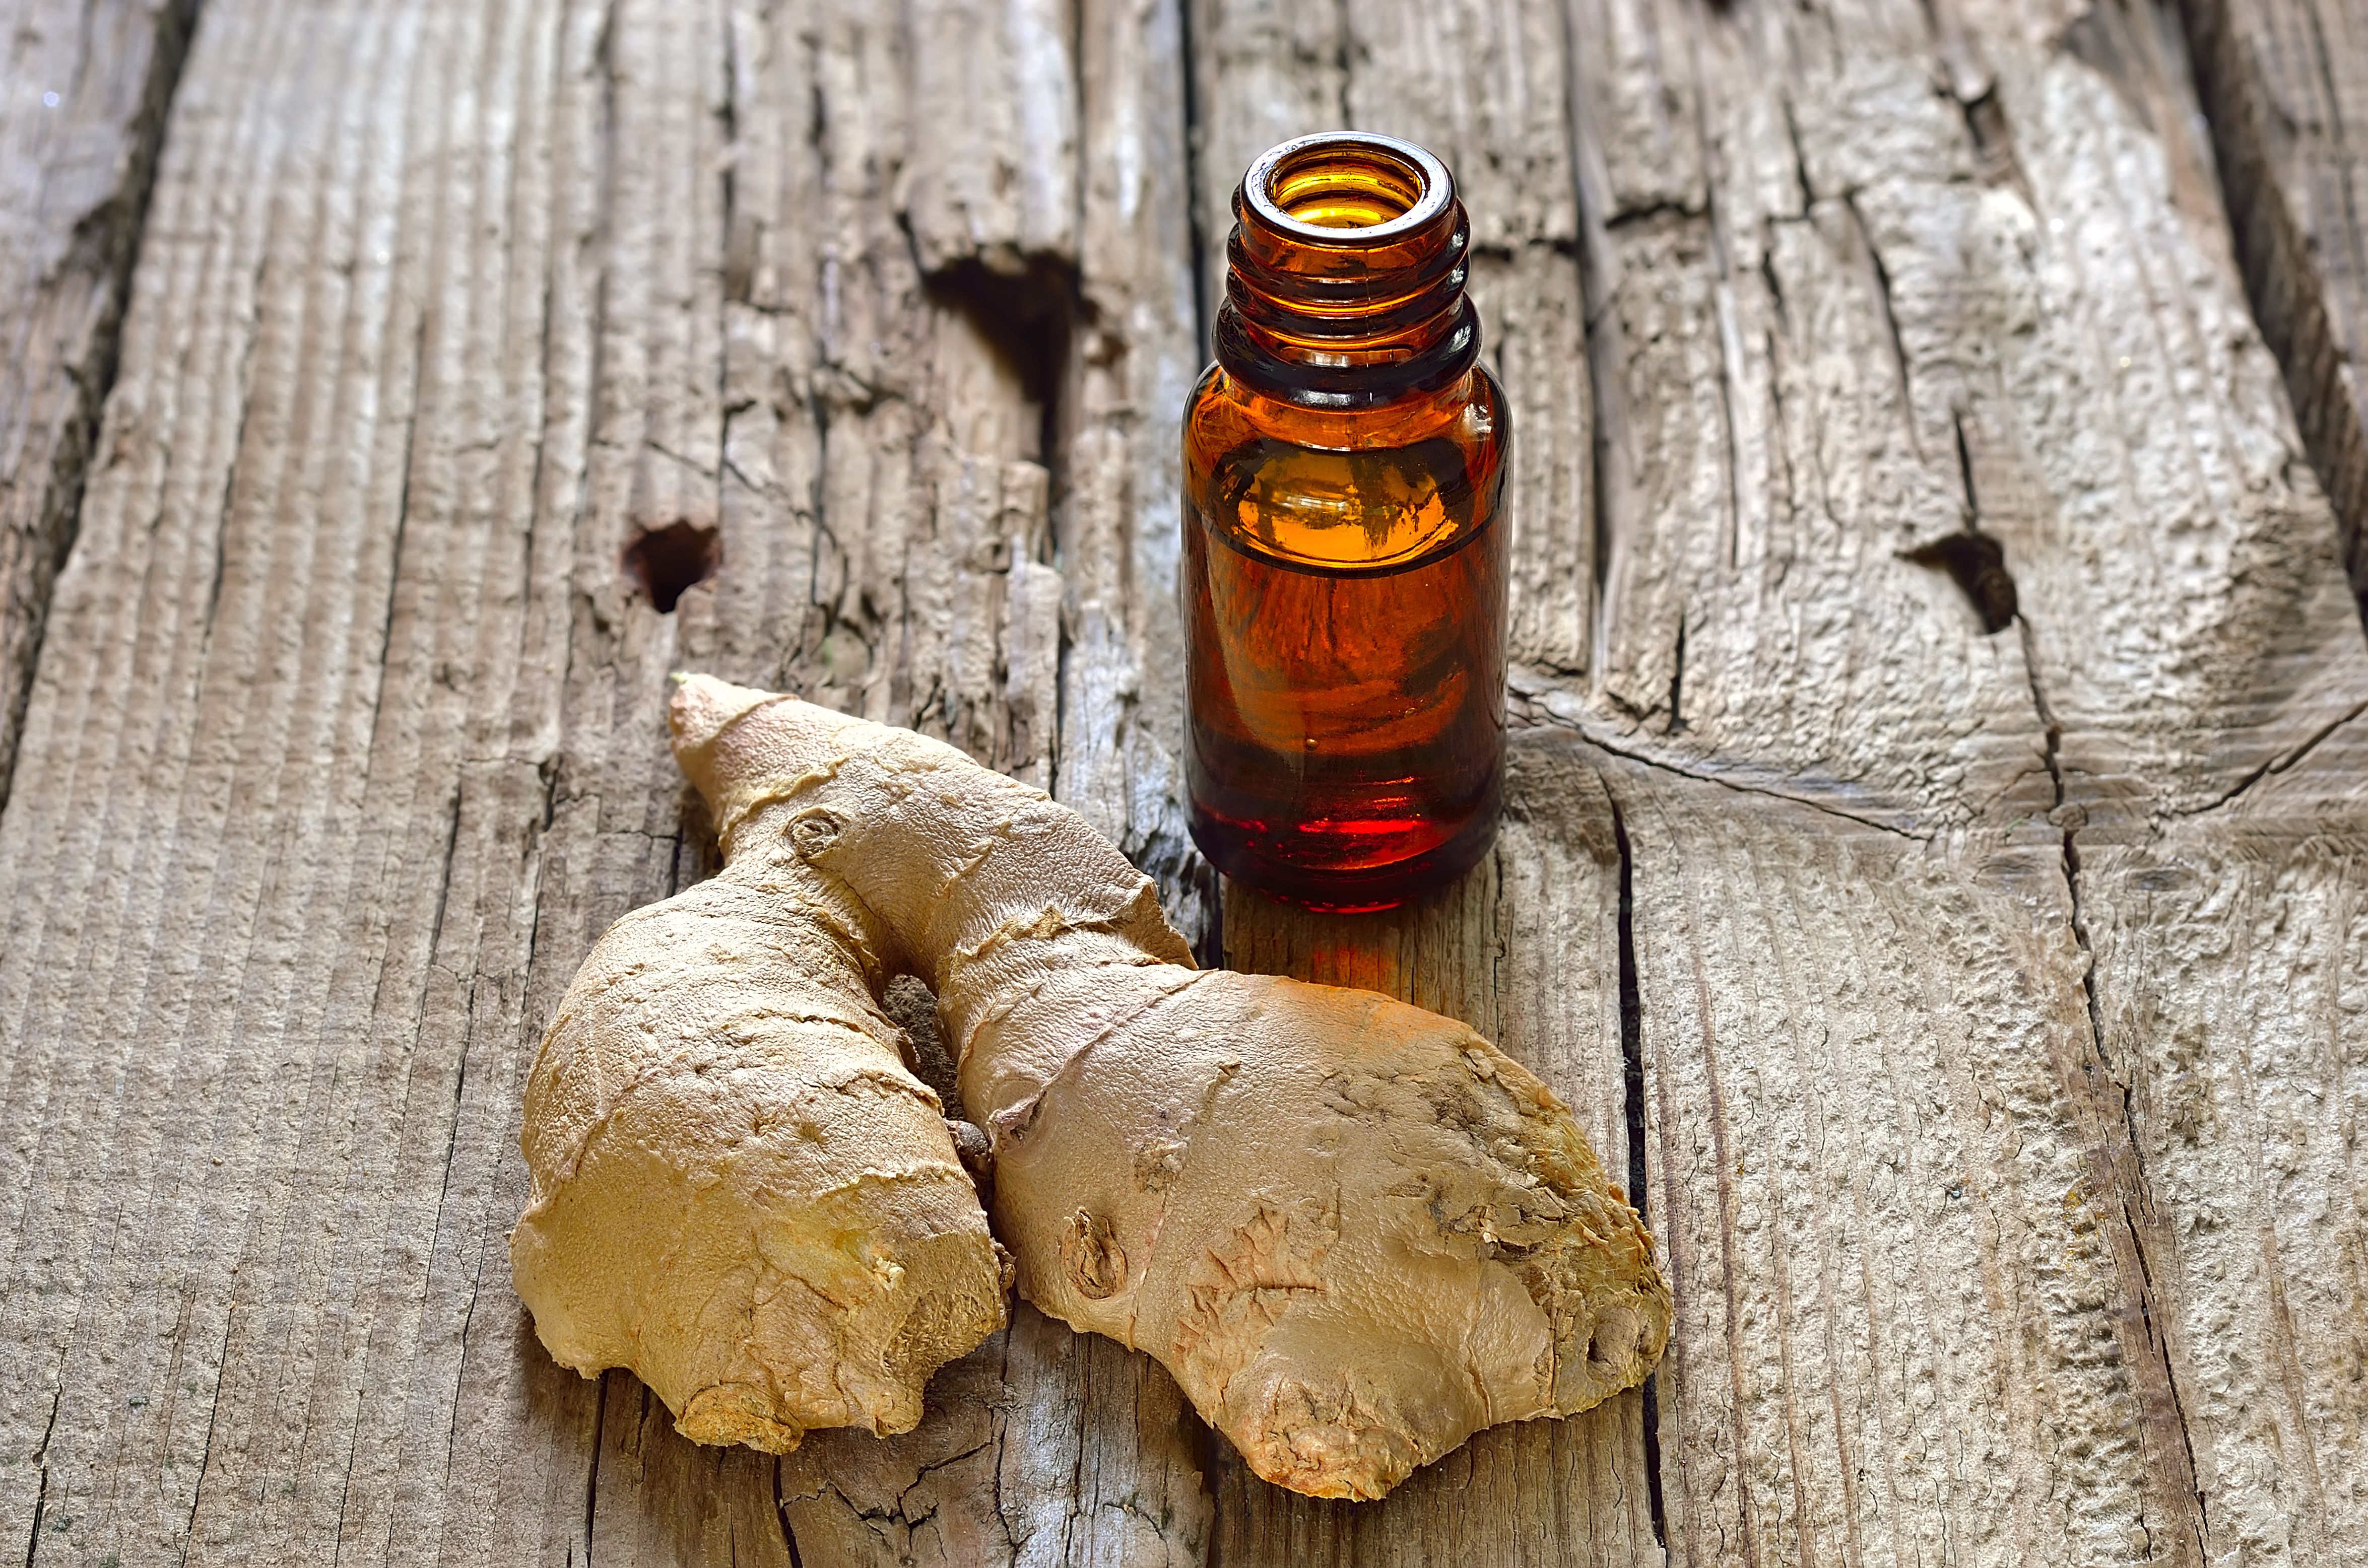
[0,1,2359,1566]
[0,0,196,805]
[1529,5,2368,1564]
[2180,0,2368,628]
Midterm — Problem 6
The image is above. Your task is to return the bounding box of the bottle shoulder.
[1182,366,1506,573]
[1184,362,1504,458]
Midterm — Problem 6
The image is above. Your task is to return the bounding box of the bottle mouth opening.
[1245,132,1454,244]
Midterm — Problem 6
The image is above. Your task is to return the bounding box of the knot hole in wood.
[623,519,721,612]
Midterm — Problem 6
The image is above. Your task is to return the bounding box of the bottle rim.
[1242,131,1455,246]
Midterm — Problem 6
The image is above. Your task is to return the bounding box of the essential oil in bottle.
[1183,131,1508,913]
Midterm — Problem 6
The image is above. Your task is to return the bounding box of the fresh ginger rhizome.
[512,674,1667,1502]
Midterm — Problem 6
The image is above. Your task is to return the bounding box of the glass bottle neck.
[1215,131,1480,410]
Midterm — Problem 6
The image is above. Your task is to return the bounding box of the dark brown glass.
[1184,131,1508,912]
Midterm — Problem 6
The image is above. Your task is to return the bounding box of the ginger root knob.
[508,703,1007,1451]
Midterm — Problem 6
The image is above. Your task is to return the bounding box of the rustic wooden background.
[1,0,2362,1563]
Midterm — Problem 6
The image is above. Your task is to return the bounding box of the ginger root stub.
[509,775,1009,1450]
[656,673,1670,1501]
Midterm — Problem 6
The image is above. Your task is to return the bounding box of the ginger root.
[509,781,1008,1450]
[662,674,1669,1501]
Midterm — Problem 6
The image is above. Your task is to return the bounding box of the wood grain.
[0,0,2362,1561]
[0,2,593,1559]
[2150,20,2368,1550]
[1558,0,2053,824]
[2179,0,2368,630]
[1970,7,2368,1561]
[0,0,197,805]
[1059,0,1211,947]
[1602,762,2179,1568]
[1561,1,2368,1562]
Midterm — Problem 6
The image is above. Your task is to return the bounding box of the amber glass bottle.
[1183,131,1508,912]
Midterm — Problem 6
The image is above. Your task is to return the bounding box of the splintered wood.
[0,0,2359,1564]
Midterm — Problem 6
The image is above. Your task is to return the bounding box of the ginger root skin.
[509,751,1008,1452]
[669,674,1670,1500]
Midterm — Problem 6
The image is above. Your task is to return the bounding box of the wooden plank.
[491,3,1220,1558]
[1603,770,2172,1567]
[1557,0,2052,823]
[1941,8,2368,1562]
[0,0,1208,1562]
[756,12,1228,1553]
[1552,0,2357,819]
[730,3,1215,1562]
[2179,0,2368,630]
[465,0,753,1557]
[2,0,695,1557]
[1059,0,1213,948]
[0,0,598,1558]
[2154,18,2368,1551]
[1546,2,2368,1565]
[2075,733,2368,1567]
[0,0,196,805]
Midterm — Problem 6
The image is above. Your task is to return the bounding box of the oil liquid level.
[1183,428,1507,912]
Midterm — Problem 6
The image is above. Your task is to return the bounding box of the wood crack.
[21,1383,61,1568]
[198,248,267,651]
[2183,696,2368,815]
[771,1454,802,1568]
[1607,799,1669,1553]
[363,314,431,748]
[1899,411,2020,634]
[1843,188,1915,441]
[1175,0,1211,427]
[1529,710,1926,839]
[0,0,204,818]
[180,1297,237,1566]
[1601,200,1707,231]
[2018,614,2211,1560]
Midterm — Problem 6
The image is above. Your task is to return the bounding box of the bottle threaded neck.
[1216,131,1479,408]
